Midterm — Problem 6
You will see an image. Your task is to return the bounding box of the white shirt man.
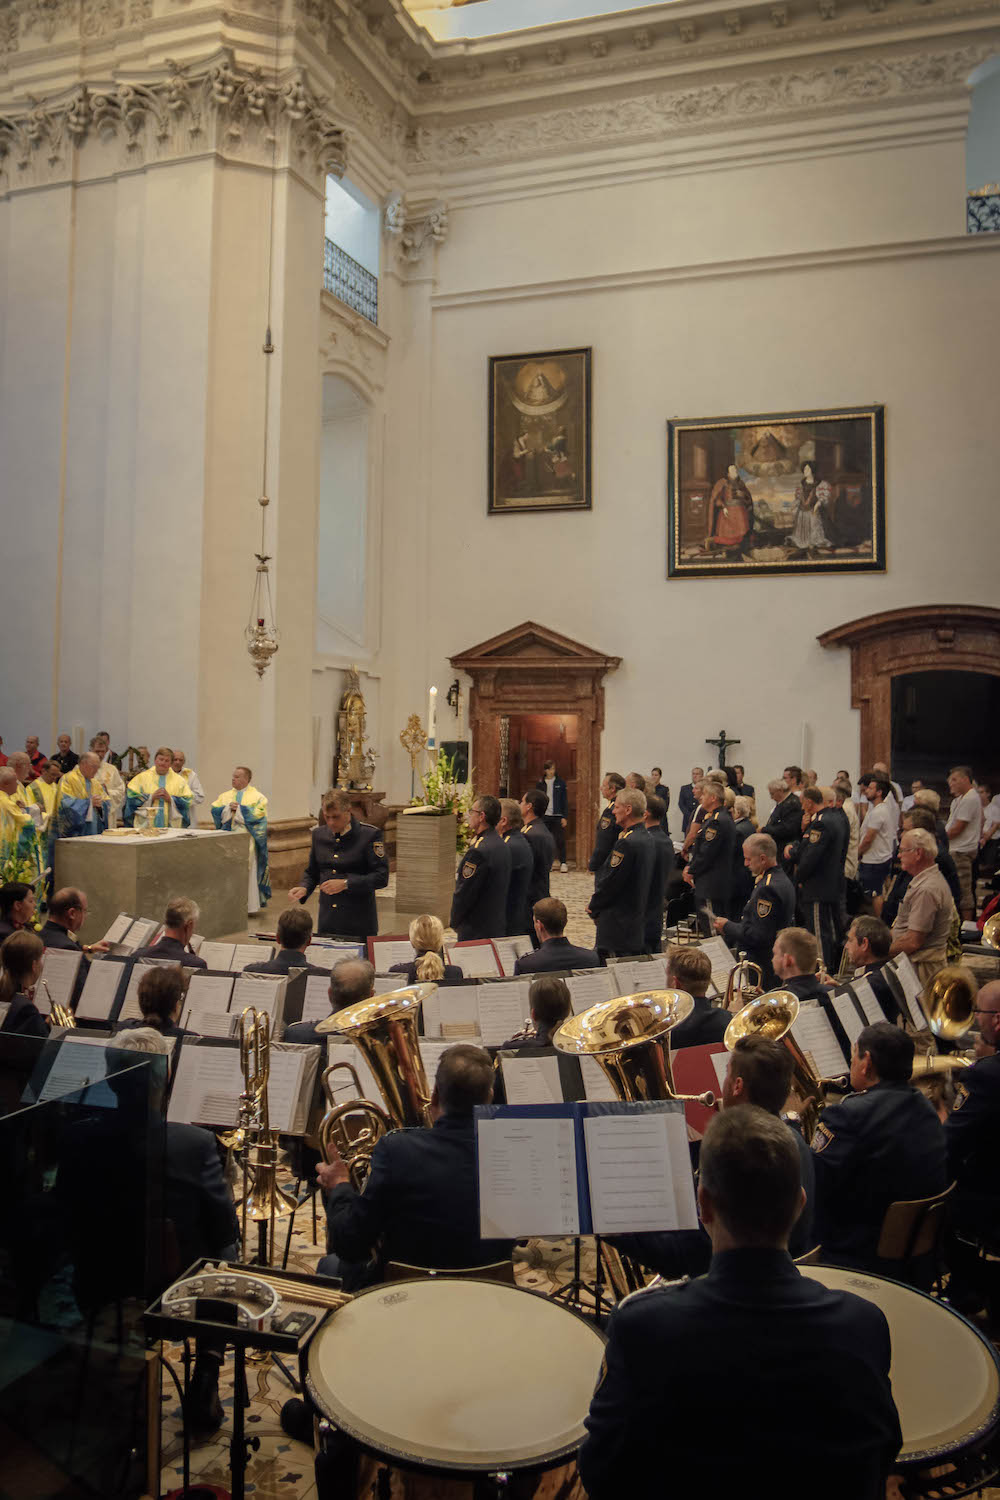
[858,778,894,896]
[946,766,983,919]
[981,792,1000,846]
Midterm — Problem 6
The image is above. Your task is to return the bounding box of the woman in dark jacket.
[0,930,48,1038]
[388,913,464,985]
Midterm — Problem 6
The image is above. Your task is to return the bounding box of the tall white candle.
[428,685,438,750]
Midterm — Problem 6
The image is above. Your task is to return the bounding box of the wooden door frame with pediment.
[818,604,1000,770]
[450,621,621,868]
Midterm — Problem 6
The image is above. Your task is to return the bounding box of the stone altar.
[54,829,251,945]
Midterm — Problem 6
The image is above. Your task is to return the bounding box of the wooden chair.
[876,1181,955,1289]
[385,1259,516,1285]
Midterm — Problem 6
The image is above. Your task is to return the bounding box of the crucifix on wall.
[705,728,740,769]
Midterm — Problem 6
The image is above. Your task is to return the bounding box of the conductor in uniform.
[587,787,655,958]
[449,794,511,941]
[588,772,625,873]
[579,1107,902,1500]
[683,777,735,929]
[714,833,796,988]
[289,789,388,940]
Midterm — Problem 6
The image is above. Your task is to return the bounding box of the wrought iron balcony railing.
[323,238,378,324]
[967,186,1000,234]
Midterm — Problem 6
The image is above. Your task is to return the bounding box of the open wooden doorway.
[505,713,579,864]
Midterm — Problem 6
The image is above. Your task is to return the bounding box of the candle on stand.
[428,685,438,750]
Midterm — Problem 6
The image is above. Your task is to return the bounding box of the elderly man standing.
[0,767,44,888]
[171,749,206,816]
[889,828,956,987]
[946,765,983,920]
[90,734,125,828]
[211,766,271,912]
[587,786,655,958]
[50,734,79,776]
[123,747,194,829]
[715,832,796,988]
[683,776,735,929]
[49,749,108,850]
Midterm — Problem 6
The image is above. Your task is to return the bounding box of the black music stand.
[550,1234,608,1325]
[145,1259,336,1500]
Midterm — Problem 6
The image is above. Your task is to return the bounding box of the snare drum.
[306,1278,605,1496]
[801,1265,1000,1494]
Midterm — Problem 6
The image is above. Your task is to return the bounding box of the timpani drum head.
[800,1266,1000,1466]
[306,1279,605,1472]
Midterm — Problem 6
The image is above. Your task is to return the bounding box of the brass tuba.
[924,964,978,1041]
[723,953,764,1011]
[724,990,843,1141]
[316,984,435,1186]
[553,990,716,1107]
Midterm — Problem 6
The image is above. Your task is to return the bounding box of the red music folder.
[670,1042,729,1137]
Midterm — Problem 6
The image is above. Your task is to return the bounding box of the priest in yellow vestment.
[211,767,270,911]
[0,765,44,888]
[123,747,194,829]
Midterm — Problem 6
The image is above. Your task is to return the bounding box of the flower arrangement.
[411,750,477,851]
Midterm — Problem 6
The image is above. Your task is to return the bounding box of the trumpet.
[723,953,764,1012]
[554,990,716,1108]
[236,1006,298,1262]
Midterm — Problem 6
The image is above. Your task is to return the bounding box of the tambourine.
[162,1269,280,1332]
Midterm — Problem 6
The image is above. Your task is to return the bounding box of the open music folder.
[475,1099,698,1240]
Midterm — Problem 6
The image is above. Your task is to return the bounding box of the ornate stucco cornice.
[0,45,347,188]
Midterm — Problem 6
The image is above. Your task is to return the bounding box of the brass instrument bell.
[924,964,978,1041]
[553,990,716,1107]
[724,989,839,1140]
[317,983,434,1130]
[318,1060,393,1192]
[981,912,1000,950]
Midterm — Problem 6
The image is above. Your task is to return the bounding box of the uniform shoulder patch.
[808,829,821,843]
[756,897,773,918]
[610,850,624,868]
[705,828,717,841]
[462,861,477,879]
[599,815,613,829]
[373,840,385,858]
[811,1122,834,1153]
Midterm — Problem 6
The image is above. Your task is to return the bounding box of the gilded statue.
[336,666,375,790]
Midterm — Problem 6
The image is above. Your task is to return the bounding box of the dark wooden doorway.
[891,671,1000,795]
[450,622,621,868]
[506,712,579,862]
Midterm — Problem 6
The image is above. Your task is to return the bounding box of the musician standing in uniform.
[449,795,510,941]
[587,787,655,958]
[788,786,845,974]
[643,794,672,954]
[588,772,625,874]
[683,777,735,930]
[761,777,803,874]
[289,789,388,940]
[715,833,795,988]
[580,1107,902,1500]
[497,798,533,937]
[520,789,556,915]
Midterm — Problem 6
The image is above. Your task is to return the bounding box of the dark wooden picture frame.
[488,347,592,515]
[667,406,885,578]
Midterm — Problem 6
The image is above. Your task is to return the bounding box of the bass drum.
[801,1266,1000,1496]
[306,1278,605,1498]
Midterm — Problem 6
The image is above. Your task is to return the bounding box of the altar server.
[211,767,271,911]
[123,747,193,829]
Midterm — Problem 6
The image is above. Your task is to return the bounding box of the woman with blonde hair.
[0,929,48,1037]
[388,913,464,985]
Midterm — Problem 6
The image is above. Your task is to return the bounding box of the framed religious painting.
[488,347,592,514]
[666,406,885,578]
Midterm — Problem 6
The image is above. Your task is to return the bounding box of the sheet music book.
[184,973,236,1012]
[117,961,161,1023]
[446,940,503,978]
[302,972,333,1024]
[368,936,417,971]
[422,987,441,1039]
[438,987,481,1039]
[76,957,130,1022]
[830,988,865,1049]
[492,936,532,977]
[892,955,927,1030]
[303,944,336,970]
[40,949,83,1015]
[849,975,887,1025]
[325,1040,382,1110]
[611,957,667,996]
[101,912,134,947]
[30,1034,173,1106]
[197,942,236,971]
[476,981,531,1047]
[182,1004,237,1039]
[417,1038,452,1082]
[567,969,616,1014]
[499,1055,564,1106]
[234,943,271,970]
[231,974,288,1031]
[476,1100,697,1239]
[167,1040,308,1131]
[119,918,159,954]
[791,1000,848,1076]
[578,1055,618,1102]
[189,933,205,953]
[273,1042,320,1134]
[374,974,405,995]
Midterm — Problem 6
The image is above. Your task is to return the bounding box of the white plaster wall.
[373,128,1000,831]
[317,380,369,656]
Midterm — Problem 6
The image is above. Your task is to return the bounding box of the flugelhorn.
[724,990,846,1141]
[553,990,716,1107]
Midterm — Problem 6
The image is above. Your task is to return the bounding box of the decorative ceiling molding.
[383,185,449,261]
[0,46,347,187]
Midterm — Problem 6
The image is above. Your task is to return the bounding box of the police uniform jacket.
[450,827,511,942]
[502,829,534,936]
[812,1080,948,1270]
[793,809,843,904]
[590,823,655,955]
[945,1053,1000,1227]
[244,947,328,977]
[299,817,389,939]
[651,781,670,813]
[668,995,729,1050]
[687,807,736,905]
[579,1248,901,1500]
[761,792,803,861]
[588,802,618,873]
[133,936,208,970]
[643,823,673,948]
[523,819,556,906]
[721,867,796,986]
[513,937,599,974]
[678,782,698,834]
[324,1113,515,1270]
